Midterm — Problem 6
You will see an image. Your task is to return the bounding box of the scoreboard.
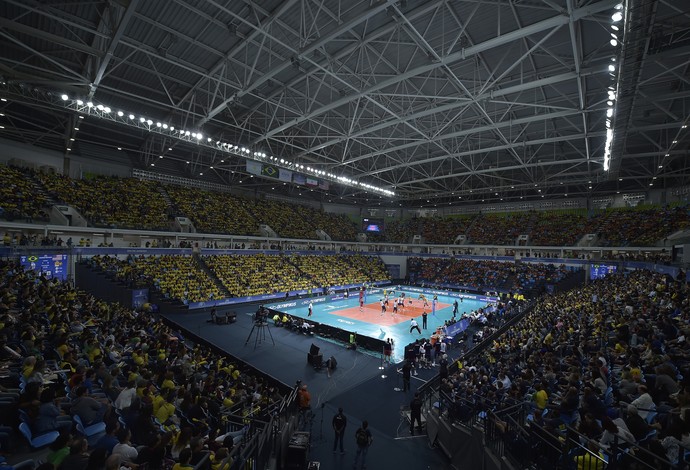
[20,254,69,281]
[590,264,616,280]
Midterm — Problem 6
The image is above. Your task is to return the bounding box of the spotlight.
[87,102,94,107]
[612,12,622,21]
[139,117,145,123]
[97,104,104,111]
[117,111,124,117]
[76,100,83,105]
[104,107,111,113]
[163,124,168,129]
[608,64,615,72]
[61,94,68,101]
[146,119,152,126]
[129,114,135,119]
[610,39,618,47]
[156,122,162,127]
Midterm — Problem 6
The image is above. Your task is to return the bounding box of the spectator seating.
[0,165,49,222]
[36,173,169,230]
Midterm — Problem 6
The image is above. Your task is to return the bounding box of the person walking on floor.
[332,407,347,454]
[353,420,372,470]
[410,392,423,435]
[402,360,412,392]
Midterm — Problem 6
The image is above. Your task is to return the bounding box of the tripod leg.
[244,324,257,346]
[266,323,275,346]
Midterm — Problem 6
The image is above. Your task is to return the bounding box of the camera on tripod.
[253,305,269,324]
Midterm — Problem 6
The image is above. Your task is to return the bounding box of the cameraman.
[254,306,268,323]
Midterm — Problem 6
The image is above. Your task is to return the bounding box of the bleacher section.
[88,253,390,302]
[35,172,169,230]
[0,258,285,468]
[429,268,690,469]
[407,257,569,294]
[3,167,690,247]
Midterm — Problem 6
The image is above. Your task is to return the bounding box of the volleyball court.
[333,288,450,327]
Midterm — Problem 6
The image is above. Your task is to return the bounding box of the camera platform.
[245,320,275,349]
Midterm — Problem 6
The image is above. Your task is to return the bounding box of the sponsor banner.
[446,318,471,337]
[394,285,497,303]
[188,292,284,310]
[279,168,293,182]
[271,301,297,309]
[246,160,262,176]
[72,248,192,255]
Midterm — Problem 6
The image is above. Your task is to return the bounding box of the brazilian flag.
[261,165,278,178]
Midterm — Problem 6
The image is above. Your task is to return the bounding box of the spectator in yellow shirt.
[533,382,548,411]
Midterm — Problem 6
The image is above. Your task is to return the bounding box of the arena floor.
[265,288,487,361]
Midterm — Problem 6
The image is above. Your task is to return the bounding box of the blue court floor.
[265,288,489,361]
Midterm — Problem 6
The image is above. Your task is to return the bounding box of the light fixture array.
[45,88,396,197]
[603,2,625,172]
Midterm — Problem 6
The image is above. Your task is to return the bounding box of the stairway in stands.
[25,170,60,207]
[192,253,233,298]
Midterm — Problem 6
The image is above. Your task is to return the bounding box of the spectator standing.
[402,361,412,392]
[410,392,423,435]
[332,407,347,454]
[353,420,372,470]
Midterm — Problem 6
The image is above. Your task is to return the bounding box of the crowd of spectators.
[5,166,690,248]
[204,254,389,298]
[589,206,690,247]
[0,166,49,222]
[441,268,690,467]
[204,254,312,297]
[288,254,390,289]
[421,216,473,244]
[0,258,284,469]
[36,173,169,230]
[381,219,419,244]
[166,185,260,237]
[407,257,569,294]
[465,212,536,246]
[528,211,588,246]
[290,205,358,242]
[249,199,317,240]
[86,253,390,302]
[131,255,222,304]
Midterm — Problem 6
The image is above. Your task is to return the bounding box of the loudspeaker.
[309,343,320,356]
[307,353,323,368]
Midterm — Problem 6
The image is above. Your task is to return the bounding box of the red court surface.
[333,300,451,326]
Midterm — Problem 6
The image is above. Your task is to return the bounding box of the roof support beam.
[198,0,398,127]
[254,0,620,145]
[88,0,141,100]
